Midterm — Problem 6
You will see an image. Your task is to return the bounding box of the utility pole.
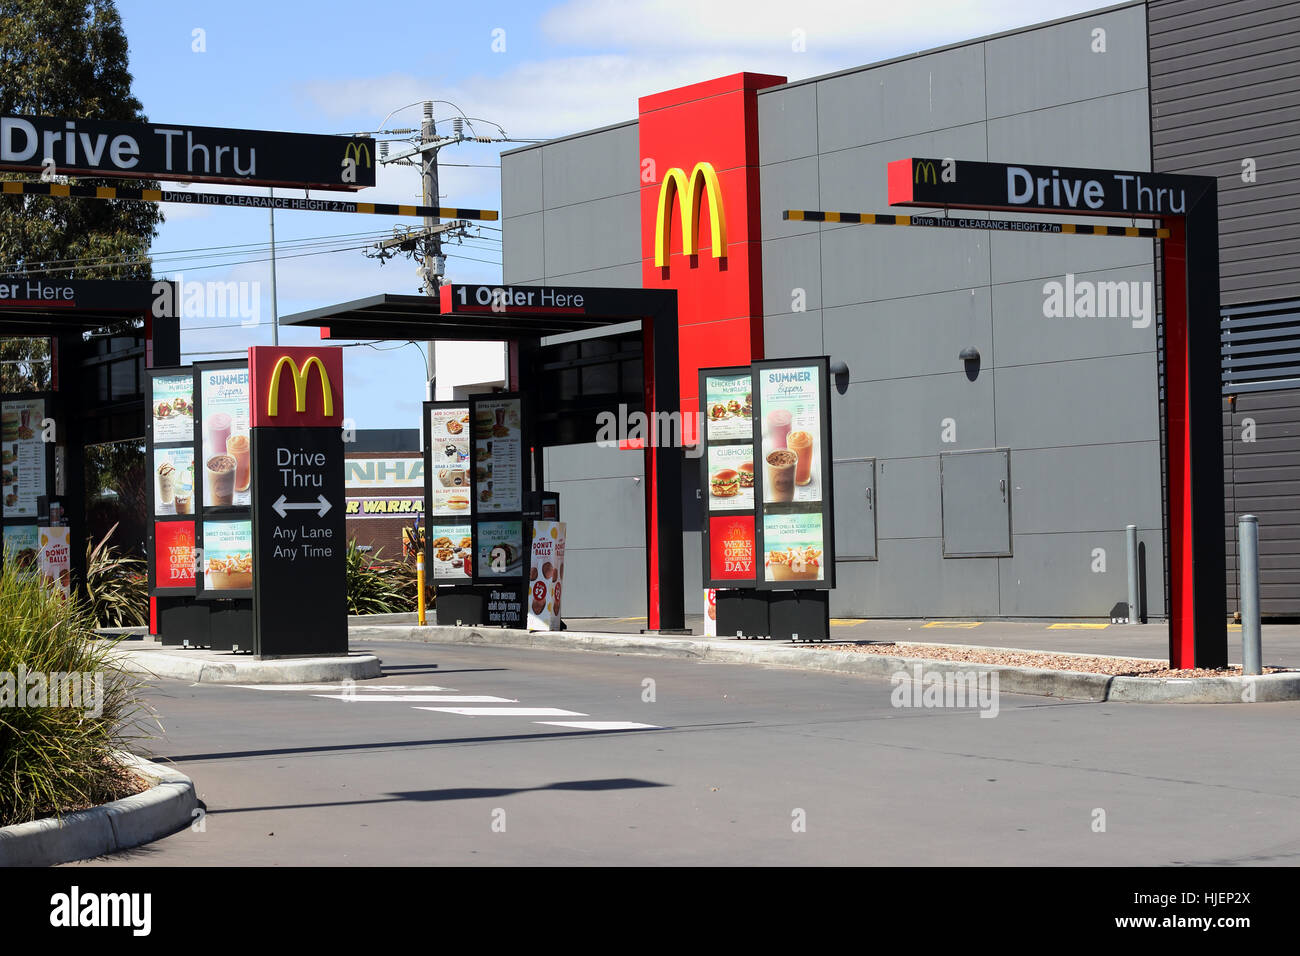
[420,101,439,401]
[269,186,279,345]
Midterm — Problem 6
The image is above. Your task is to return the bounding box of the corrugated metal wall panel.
[1150,1,1300,616]
[1149,0,1300,305]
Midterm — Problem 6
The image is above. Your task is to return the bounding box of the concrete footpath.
[349,620,1300,703]
[108,638,382,683]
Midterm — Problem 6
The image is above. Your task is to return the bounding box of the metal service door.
[832,457,876,560]
[940,448,1011,557]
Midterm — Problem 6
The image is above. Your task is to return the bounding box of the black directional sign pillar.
[248,347,348,656]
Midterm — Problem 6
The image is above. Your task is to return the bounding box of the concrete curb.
[110,647,383,684]
[349,624,1300,703]
[0,753,196,867]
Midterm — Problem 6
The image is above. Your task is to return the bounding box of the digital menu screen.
[753,358,835,590]
[428,405,471,517]
[471,396,522,514]
[198,366,251,509]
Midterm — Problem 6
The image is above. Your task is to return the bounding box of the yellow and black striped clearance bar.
[0,180,497,221]
[782,209,1169,239]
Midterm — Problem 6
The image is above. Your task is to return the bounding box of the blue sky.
[114,0,1102,431]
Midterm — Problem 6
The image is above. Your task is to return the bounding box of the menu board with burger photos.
[752,357,835,590]
[470,394,523,514]
[1,396,49,520]
[422,401,471,582]
[427,403,472,517]
[146,363,254,597]
[698,368,758,587]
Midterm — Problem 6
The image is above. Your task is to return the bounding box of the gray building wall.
[759,1,1164,618]
[502,1,1168,620]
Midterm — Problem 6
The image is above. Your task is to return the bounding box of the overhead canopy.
[0,277,160,335]
[280,284,676,341]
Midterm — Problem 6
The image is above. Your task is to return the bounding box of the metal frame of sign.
[0,390,56,576]
[698,365,759,589]
[751,355,837,592]
[467,391,528,586]
[192,359,253,599]
[145,366,198,596]
[422,399,472,583]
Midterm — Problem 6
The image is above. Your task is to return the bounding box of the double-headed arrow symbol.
[272,494,332,518]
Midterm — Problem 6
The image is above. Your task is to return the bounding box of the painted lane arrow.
[272,494,332,518]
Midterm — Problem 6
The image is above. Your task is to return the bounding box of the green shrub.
[84,524,149,628]
[0,560,154,827]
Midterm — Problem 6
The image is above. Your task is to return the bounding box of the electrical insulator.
[453,117,464,138]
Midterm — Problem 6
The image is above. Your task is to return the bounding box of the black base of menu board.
[716,589,772,639]
[768,590,830,642]
[715,588,830,641]
[156,595,252,650]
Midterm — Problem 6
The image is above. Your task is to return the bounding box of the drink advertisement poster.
[707,444,754,512]
[471,396,522,514]
[758,364,823,506]
[704,588,718,637]
[202,518,252,591]
[427,522,472,580]
[2,524,39,578]
[428,405,471,516]
[526,520,566,631]
[762,512,825,584]
[152,374,194,444]
[154,520,196,590]
[37,526,71,596]
[2,398,46,519]
[703,372,753,442]
[199,366,251,508]
[154,447,196,516]
[709,515,756,583]
[476,520,523,580]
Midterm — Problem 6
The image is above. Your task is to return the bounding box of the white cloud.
[541,0,1106,52]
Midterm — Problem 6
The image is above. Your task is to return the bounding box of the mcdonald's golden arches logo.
[343,141,372,169]
[654,161,727,268]
[267,355,334,418]
[914,160,937,185]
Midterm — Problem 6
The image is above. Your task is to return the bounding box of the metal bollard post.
[1239,515,1261,676]
[1125,524,1140,624]
[417,551,427,627]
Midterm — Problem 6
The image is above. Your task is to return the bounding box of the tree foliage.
[0,1,162,391]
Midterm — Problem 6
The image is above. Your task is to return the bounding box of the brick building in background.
[344,429,422,558]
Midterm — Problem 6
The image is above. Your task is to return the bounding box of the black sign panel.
[485,583,525,628]
[0,115,375,190]
[890,157,1213,219]
[251,427,347,655]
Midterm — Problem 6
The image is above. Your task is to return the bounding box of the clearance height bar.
[0,180,498,221]
[783,209,1169,239]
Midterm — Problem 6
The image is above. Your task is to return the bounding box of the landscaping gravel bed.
[808,642,1288,678]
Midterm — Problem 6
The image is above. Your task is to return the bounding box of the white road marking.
[232,684,457,692]
[414,707,589,717]
[312,695,517,703]
[534,721,662,731]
